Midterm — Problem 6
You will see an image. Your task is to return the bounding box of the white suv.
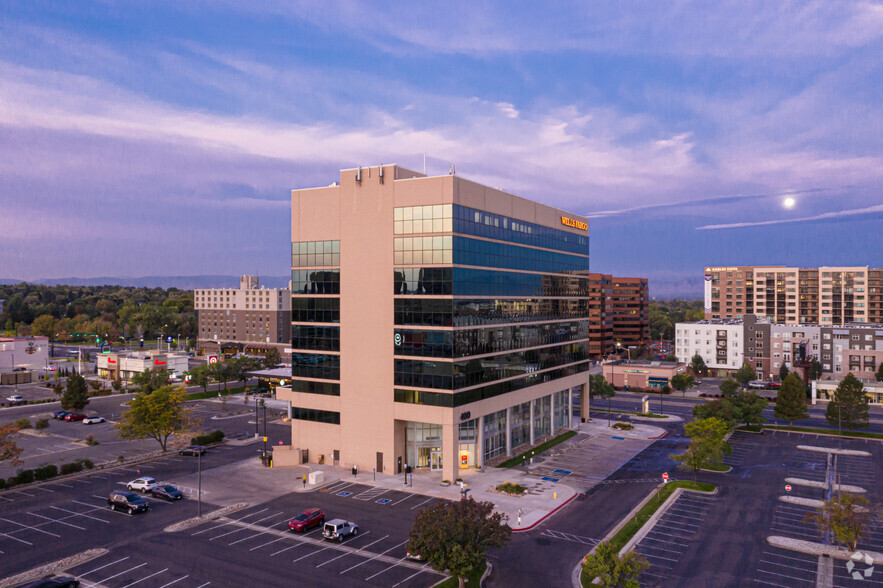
[323,519,359,542]
[127,477,158,493]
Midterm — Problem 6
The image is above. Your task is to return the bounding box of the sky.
[1,1,881,296]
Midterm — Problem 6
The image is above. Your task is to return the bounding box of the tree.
[670,373,695,398]
[111,377,122,393]
[731,392,767,428]
[809,359,823,381]
[0,422,24,466]
[733,363,757,389]
[826,373,870,431]
[407,497,511,588]
[774,373,809,426]
[581,541,649,588]
[210,360,232,391]
[189,363,214,395]
[876,362,883,383]
[61,372,90,411]
[693,398,740,430]
[262,347,281,369]
[232,356,261,389]
[131,367,170,394]
[670,417,731,482]
[115,385,193,451]
[590,374,616,426]
[804,494,874,552]
[690,354,707,376]
[719,379,739,397]
[30,314,56,337]
[778,364,790,382]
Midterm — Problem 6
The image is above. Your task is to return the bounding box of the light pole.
[197,450,202,517]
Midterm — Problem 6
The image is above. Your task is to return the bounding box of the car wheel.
[127,485,133,491]
[338,535,343,542]
[352,528,358,536]
[128,507,134,515]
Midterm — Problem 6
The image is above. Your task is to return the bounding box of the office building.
[277,165,591,482]
[96,350,189,381]
[585,274,650,358]
[194,275,291,358]
[602,359,687,390]
[703,266,883,324]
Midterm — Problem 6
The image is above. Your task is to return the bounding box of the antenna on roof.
[423,153,426,175]
[449,163,456,176]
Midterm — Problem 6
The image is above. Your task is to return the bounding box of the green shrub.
[34,419,49,430]
[14,418,31,429]
[60,462,83,475]
[191,429,226,445]
[612,422,635,431]
[81,459,94,469]
[15,469,35,485]
[34,464,58,481]
[496,482,527,495]
[0,478,6,490]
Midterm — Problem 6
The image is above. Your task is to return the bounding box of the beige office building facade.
[279,165,592,482]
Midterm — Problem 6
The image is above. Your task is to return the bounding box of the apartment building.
[194,275,291,357]
[276,165,591,483]
[675,319,744,376]
[704,266,882,324]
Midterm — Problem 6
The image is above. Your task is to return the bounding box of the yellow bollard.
[553,492,557,499]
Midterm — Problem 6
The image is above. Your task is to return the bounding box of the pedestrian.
[302,473,307,488]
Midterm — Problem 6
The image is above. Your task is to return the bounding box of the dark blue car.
[150,484,184,501]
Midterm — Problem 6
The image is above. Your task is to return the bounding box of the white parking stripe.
[121,567,169,587]
[34,486,55,493]
[270,543,303,557]
[292,546,330,562]
[392,568,425,587]
[410,497,435,510]
[158,575,189,588]
[28,512,85,530]
[192,508,269,535]
[250,536,286,551]
[0,531,33,545]
[50,505,109,523]
[0,517,61,537]
[364,555,408,581]
[91,562,148,586]
[209,512,282,540]
[78,556,131,577]
[390,494,415,506]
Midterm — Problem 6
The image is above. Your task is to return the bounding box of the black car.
[179,445,206,456]
[52,410,70,420]
[19,576,80,588]
[151,484,184,501]
[107,490,149,514]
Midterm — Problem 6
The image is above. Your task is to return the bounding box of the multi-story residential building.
[819,324,883,377]
[704,265,881,324]
[675,319,744,376]
[194,275,291,358]
[584,274,649,358]
[742,315,820,381]
[276,165,591,483]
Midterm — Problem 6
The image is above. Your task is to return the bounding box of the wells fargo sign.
[560,216,588,231]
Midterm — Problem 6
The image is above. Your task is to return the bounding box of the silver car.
[323,519,359,542]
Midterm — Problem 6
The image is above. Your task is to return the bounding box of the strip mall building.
[276,165,592,482]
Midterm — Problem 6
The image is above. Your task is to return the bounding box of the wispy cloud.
[697,203,883,230]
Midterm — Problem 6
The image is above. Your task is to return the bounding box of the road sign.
[785,484,792,492]
[662,472,669,481]
[208,356,218,364]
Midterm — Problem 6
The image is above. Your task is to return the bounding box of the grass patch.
[702,462,730,472]
[497,430,578,468]
[580,479,717,585]
[612,422,634,431]
[496,482,527,495]
[591,408,669,419]
[435,560,485,588]
[759,424,883,440]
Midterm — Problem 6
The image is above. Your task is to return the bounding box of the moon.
[783,197,796,209]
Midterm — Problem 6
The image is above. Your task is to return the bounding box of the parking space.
[634,492,718,586]
[0,497,112,556]
[185,503,445,587]
[722,435,762,468]
[68,553,210,588]
[754,546,817,587]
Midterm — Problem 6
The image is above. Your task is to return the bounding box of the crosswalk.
[540,529,599,546]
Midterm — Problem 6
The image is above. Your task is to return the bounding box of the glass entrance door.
[430,450,443,471]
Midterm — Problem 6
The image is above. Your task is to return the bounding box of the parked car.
[767,381,782,389]
[82,415,106,424]
[322,519,359,542]
[126,477,158,493]
[7,394,24,404]
[108,490,149,514]
[64,413,87,422]
[748,381,766,389]
[288,508,325,532]
[405,549,423,561]
[19,576,80,587]
[150,484,184,501]
[693,379,703,385]
[179,445,206,456]
[52,410,69,420]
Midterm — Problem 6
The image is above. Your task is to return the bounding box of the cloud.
[696,203,883,230]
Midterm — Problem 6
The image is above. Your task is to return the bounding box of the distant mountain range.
[0,275,292,289]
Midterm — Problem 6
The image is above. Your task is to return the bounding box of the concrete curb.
[767,535,883,562]
[0,548,108,588]
[511,492,578,533]
[164,501,249,532]
[784,477,866,493]
[763,427,883,443]
[480,561,493,587]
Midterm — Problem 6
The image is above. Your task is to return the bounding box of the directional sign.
[662,472,669,481]
[785,484,792,492]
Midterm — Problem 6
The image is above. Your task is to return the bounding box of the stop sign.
[662,472,669,481]
[785,484,792,492]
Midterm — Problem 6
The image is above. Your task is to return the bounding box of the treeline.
[650,299,704,341]
[0,283,196,343]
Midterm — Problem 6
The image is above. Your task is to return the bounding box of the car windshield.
[126,495,141,503]
[294,514,309,521]
[162,485,176,491]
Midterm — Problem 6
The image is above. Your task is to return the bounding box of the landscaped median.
[737,424,883,441]
[497,430,577,468]
[576,481,716,587]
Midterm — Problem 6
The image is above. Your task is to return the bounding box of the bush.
[34,418,49,430]
[496,481,527,495]
[0,478,6,490]
[81,459,94,469]
[85,434,99,446]
[612,422,635,431]
[191,429,225,445]
[60,461,83,475]
[34,464,58,481]
[14,418,31,429]
[14,469,35,485]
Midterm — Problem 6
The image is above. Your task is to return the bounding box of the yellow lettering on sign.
[561,216,588,231]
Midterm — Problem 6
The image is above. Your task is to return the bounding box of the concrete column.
[550,392,556,432]
[529,399,536,445]
[568,388,574,429]
[580,381,590,422]
[442,422,457,483]
[505,407,512,456]
[477,415,485,468]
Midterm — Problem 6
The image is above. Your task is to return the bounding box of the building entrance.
[430,450,443,471]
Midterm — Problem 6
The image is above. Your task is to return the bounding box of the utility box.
[308,471,324,485]
[641,395,650,414]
